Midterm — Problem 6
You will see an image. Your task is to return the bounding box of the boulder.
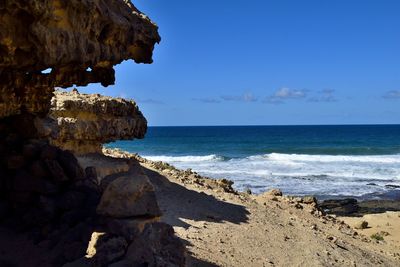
[86,232,128,266]
[125,222,186,267]
[354,220,369,230]
[97,173,161,218]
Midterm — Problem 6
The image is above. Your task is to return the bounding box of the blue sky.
[80,0,400,126]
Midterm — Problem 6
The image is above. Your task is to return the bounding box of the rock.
[106,217,159,241]
[0,0,160,119]
[97,173,161,218]
[40,145,59,160]
[46,91,147,154]
[320,198,359,216]
[385,184,400,189]
[7,155,25,169]
[108,259,135,267]
[354,221,369,230]
[13,170,58,194]
[22,143,40,159]
[63,241,87,262]
[57,191,86,211]
[259,188,283,199]
[85,167,98,182]
[44,159,69,183]
[125,222,185,267]
[86,232,128,266]
[57,150,85,180]
[29,160,50,179]
[302,196,317,204]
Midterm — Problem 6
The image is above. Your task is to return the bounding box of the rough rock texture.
[97,173,160,218]
[45,90,147,154]
[0,0,160,118]
[0,1,186,266]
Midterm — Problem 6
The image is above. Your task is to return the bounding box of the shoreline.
[102,148,400,265]
[104,148,400,202]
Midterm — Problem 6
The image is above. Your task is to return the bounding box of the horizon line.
[147,123,400,127]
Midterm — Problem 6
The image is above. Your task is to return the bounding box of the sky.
[79,0,400,126]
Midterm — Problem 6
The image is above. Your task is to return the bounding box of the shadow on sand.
[142,167,250,228]
[142,166,250,266]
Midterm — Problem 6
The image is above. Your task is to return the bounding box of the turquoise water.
[108,125,400,199]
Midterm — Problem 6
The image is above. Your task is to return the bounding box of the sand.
[137,160,400,266]
[341,212,400,252]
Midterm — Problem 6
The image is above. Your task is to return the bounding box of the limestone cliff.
[0,0,160,118]
[45,90,147,154]
[0,1,186,266]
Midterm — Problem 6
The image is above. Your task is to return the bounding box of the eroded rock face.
[97,173,160,218]
[45,90,147,154]
[0,0,160,118]
[0,0,186,265]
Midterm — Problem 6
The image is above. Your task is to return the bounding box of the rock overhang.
[0,0,160,118]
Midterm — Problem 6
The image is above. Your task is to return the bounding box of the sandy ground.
[138,161,400,267]
[341,212,400,252]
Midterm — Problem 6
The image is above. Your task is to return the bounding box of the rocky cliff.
[0,1,185,266]
[45,90,147,154]
[0,0,160,118]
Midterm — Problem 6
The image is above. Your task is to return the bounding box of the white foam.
[144,154,222,163]
[265,153,400,164]
[143,153,400,196]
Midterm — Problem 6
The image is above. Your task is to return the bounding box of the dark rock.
[320,198,359,216]
[125,222,185,267]
[22,143,40,160]
[40,145,59,160]
[74,178,100,195]
[44,159,69,183]
[61,209,90,227]
[85,166,98,182]
[0,201,9,221]
[106,218,156,241]
[302,196,317,204]
[9,191,34,205]
[63,241,87,262]
[29,160,49,179]
[57,191,86,211]
[86,232,128,266]
[57,150,85,180]
[7,154,25,169]
[385,184,400,189]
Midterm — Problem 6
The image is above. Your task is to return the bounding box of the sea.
[107,125,400,200]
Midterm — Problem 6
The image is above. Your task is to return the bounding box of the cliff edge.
[46,90,147,154]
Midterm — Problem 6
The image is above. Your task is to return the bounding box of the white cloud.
[220,92,258,102]
[264,88,308,104]
[383,90,400,99]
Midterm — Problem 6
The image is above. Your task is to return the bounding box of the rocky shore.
[103,148,400,266]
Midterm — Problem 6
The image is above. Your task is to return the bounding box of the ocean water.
[108,125,400,200]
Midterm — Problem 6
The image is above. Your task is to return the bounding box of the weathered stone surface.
[125,222,186,267]
[320,198,359,216]
[97,173,160,218]
[44,90,147,154]
[106,217,159,241]
[0,0,160,118]
[86,232,128,265]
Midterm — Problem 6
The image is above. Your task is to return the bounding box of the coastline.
[102,148,400,266]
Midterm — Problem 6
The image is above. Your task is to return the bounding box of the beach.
[102,148,400,266]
